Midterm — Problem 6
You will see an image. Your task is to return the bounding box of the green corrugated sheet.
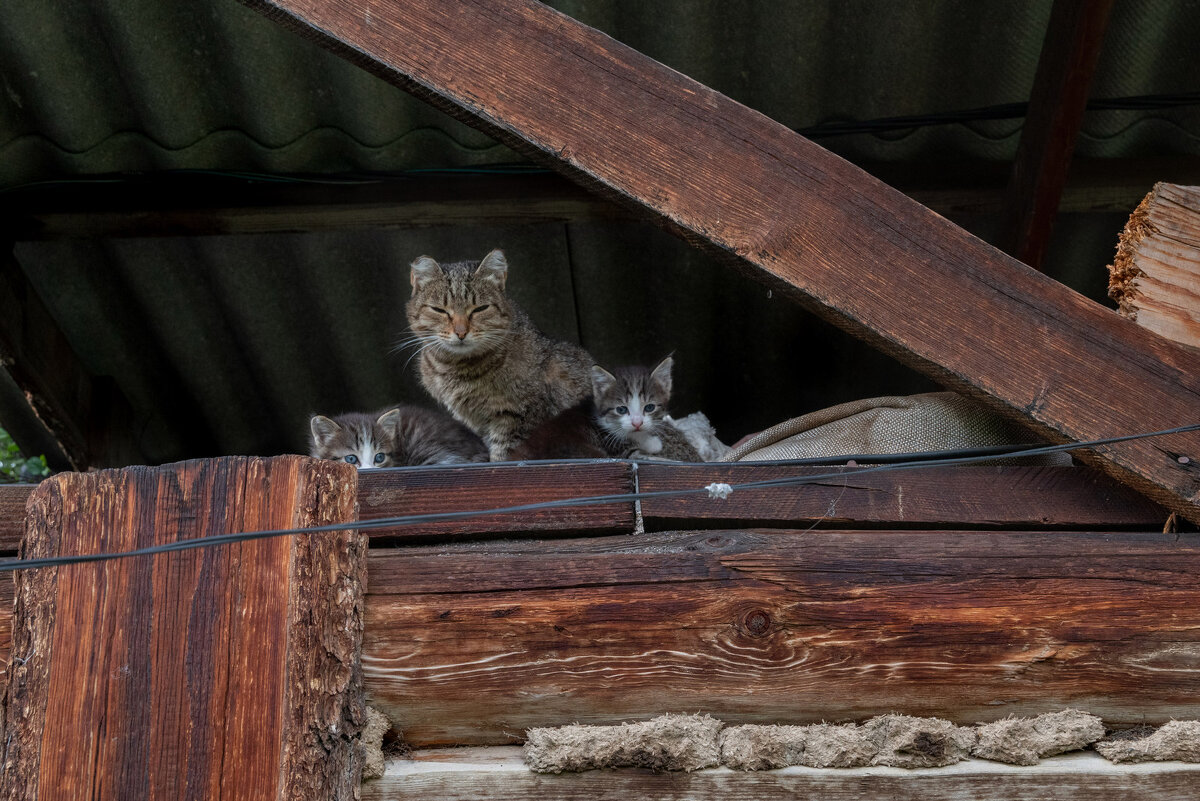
[1,0,1198,463]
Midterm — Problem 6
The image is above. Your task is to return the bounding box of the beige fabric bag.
[728,392,1070,464]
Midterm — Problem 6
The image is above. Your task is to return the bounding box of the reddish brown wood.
[363,528,1200,746]
[638,464,1169,530]
[0,456,367,801]
[355,462,634,540]
[1000,0,1115,270]
[239,0,1200,523]
[0,484,29,552]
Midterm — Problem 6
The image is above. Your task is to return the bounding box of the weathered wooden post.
[0,455,366,801]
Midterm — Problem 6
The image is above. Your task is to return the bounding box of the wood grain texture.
[999,0,1114,270]
[0,484,29,552]
[638,464,1169,530]
[363,528,1200,746]
[239,0,1200,522]
[355,462,634,540]
[365,748,1200,801]
[0,455,367,801]
[1109,183,1200,349]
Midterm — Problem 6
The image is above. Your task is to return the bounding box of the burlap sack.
[728,392,1070,464]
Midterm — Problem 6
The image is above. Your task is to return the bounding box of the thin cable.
[0,422,1196,573]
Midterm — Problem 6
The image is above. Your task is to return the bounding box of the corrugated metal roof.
[2,0,1199,465]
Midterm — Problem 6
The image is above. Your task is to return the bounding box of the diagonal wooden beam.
[999,0,1115,270]
[240,0,1200,521]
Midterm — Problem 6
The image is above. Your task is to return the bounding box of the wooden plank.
[638,464,1169,531]
[239,0,1200,523]
[0,463,635,552]
[0,455,367,800]
[365,748,1200,801]
[362,528,1200,746]
[356,462,635,540]
[0,484,30,552]
[9,162,1194,240]
[999,0,1115,270]
[1109,183,1200,349]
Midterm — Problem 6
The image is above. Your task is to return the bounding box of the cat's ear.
[650,355,674,395]
[376,408,402,432]
[410,256,441,292]
[309,415,341,448]
[590,365,616,396]
[474,249,508,290]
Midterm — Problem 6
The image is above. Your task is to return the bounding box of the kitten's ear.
[474,249,508,290]
[376,408,402,432]
[590,365,616,396]
[650,355,674,395]
[309,415,341,448]
[410,256,441,292]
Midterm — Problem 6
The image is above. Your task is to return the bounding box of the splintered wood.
[0,455,367,801]
[1109,183,1200,349]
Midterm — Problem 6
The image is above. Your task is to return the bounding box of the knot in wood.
[743,609,772,637]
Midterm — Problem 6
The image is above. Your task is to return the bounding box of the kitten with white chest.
[405,249,594,461]
[512,356,702,461]
[309,405,488,468]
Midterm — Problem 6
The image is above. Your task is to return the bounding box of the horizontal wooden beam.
[638,464,1168,531]
[0,463,1169,552]
[1,173,631,239]
[240,0,1200,522]
[5,161,1194,240]
[366,748,1200,801]
[362,528,1200,746]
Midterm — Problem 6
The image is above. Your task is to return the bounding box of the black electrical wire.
[0,422,1195,573]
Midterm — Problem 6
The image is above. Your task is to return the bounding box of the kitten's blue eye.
[615,406,628,415]
[344,455,359,465]
[374,453,386,464]
[471,304,490,315]
[644,404,656,412]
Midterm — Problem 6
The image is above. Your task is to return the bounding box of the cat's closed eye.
[471,304,491,315]
[428,305,449,316]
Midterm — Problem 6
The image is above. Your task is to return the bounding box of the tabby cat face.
[309,409,401,469]
[591,356,674,440]
[406,249,512,358]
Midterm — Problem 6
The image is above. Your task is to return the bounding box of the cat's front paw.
[628,432,662,454]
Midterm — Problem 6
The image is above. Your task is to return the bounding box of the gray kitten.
[405,249,593,461]
[513,356,702,461]
[309,405,487,468]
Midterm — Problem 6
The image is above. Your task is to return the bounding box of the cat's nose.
[631,417,643,430]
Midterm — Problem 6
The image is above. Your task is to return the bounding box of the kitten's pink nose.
[631,416,644,430]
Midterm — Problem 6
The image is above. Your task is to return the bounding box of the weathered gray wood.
[364,748,1200,801]
[238,0,1200,523]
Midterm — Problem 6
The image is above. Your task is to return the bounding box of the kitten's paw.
[629,433,662,454]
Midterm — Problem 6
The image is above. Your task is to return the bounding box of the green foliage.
[0,426,51,483]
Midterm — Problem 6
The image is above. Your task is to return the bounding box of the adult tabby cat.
[405,249,593,461]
